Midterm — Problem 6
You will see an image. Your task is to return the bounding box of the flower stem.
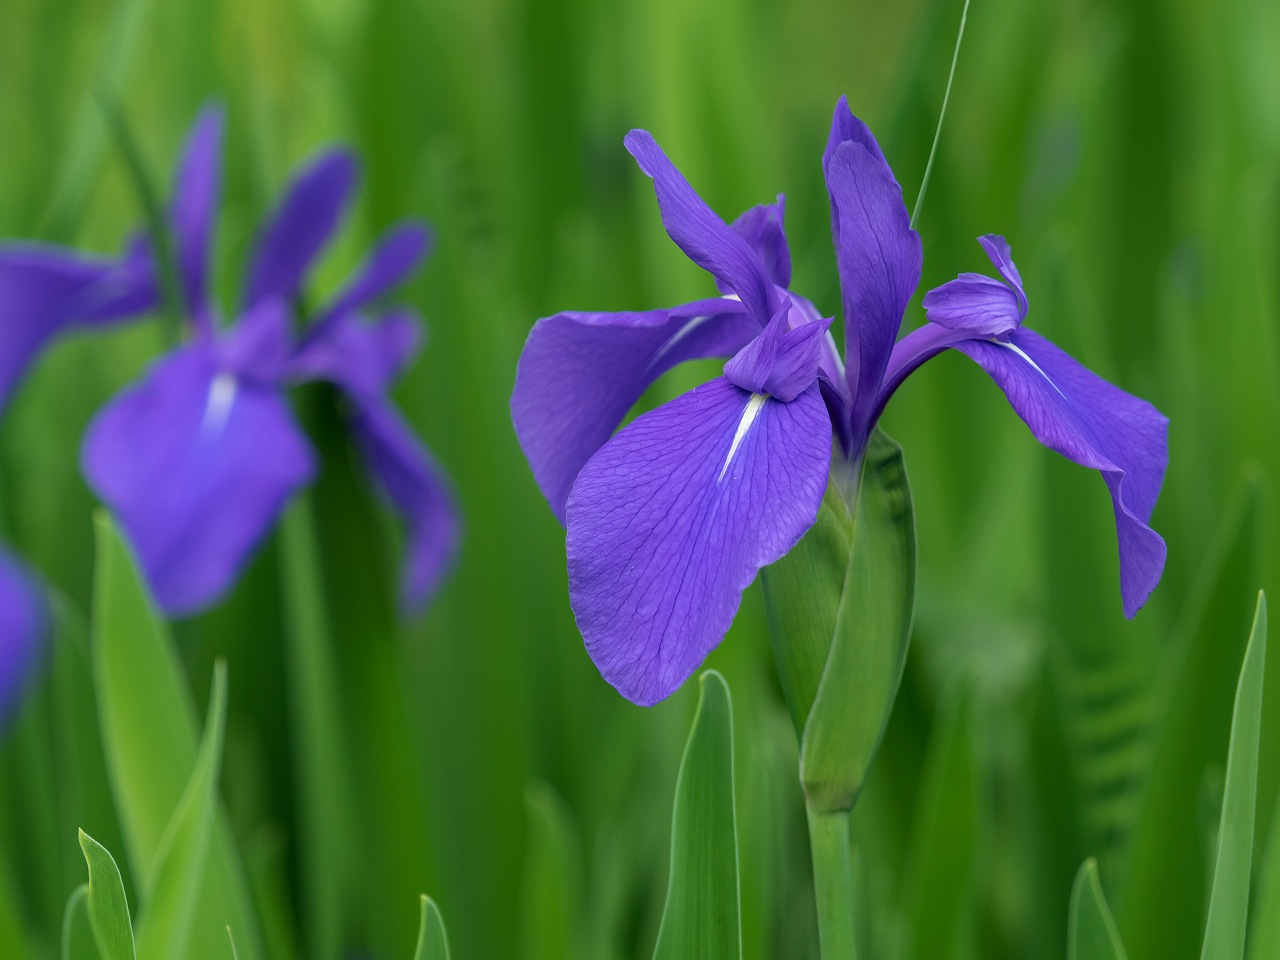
[806,804,858,960]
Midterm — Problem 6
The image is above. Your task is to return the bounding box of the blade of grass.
[1069,860,1129,960]
[1200,592,1266,960]
[909,0,972,230]
[652,671,741,960]
[414,896,451,960]
[79,830,135,960]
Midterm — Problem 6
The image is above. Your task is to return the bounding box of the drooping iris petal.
[511,297,758,521]
[724,299,834,402]
[349,395,461,612]
[566,377,831,706]
[243,150,358,309]
[317,223,432,328]
[0,549,45,725]
[82,328,315,615]
[923,272,1023,336]
[624,130,780,324]
[727,196,790,288]
[170,103,224,320]
[954,328,1168,616]
[0,245,154,412]
[824,130,921,443]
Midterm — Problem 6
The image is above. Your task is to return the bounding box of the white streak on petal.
[993,339,1067,400]
[649,314,710,370]
[718,392,767,482]
[201,373,238,437]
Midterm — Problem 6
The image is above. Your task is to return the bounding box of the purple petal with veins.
[566,377,831,705]
[511,297,758,521]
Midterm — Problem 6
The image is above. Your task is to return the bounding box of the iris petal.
[823,113,921,445]
[511,298,758,521]
[349,396,461,612]
[955,328,1168,616]
[82,335,315,615]
[243,150,358,310]
[169,104,225,320]
[624,130,780,324]
[565,377,831,705]
[0,549,46,726]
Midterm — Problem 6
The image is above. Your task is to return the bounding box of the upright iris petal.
[823,97,922,448]
[0,549,45,726]
[82,299,316,614]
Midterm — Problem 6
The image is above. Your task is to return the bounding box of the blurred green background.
[1,0,1278,957]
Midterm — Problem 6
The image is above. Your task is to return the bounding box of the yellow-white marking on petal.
[993,339,1067,400]
[719,392,767,482]
[201,373,239,437]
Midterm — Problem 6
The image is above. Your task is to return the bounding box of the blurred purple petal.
[291,310,422,398]
[350,395,461,612]
[215,297,294,382]
[243,150,358,310]
[624,130,779,323]
[726,196,790,289]
[955,328,1168,616]
[824,129,921,445]
[724,298,833,402]
[923,273,1023,336]
[566,377,831,705]
[169,104,224,320]
[511,297,758,522]
[318,222,431,327]
[0,245,154,411]
[82,339,315,615]
[0,549,45,725]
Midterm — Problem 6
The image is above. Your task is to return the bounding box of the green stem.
[98,94,185,333]
[806,805,858,960]
[909,0,972,231]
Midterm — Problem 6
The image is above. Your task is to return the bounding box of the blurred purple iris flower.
[0,105,459,617]
[511,97,1167,706]
[0,548,45,725]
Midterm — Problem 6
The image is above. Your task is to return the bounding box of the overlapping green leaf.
[652,671,741,960]
[79,830,135,960]
[91,514,263,960]
[1068,860,1128,960]
[1200,592,1266,960]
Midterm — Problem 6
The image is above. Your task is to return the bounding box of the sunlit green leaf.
[520,782,584,960]
[414,896,451,960]
[652,671,741,960]
[1069,859,1129,960]
[79,830,135,960]
[91,514,263,960]
[134,662,228,960]
[1200,592,1266,960]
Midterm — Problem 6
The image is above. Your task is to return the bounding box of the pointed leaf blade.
[79,830,136,960]
[1201,592,1267,960]
[652,670,741,960]
[1068,860,1129,960]
[414,896,451,960]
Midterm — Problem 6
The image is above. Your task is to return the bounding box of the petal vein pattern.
[566,378,830,705]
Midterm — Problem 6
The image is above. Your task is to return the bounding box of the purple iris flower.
[0,105,459,616]
[511,96,1168,706]
[0,548,45,725]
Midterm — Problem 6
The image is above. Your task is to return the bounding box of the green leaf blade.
[79,830,135,960]
[652,670,742,960]
[414,896,451,960]
[1201,592,1267,960]
[134,662,229,960]
[1069,860,1129,960]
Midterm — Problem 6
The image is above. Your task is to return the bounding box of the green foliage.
[1200,593,1266,960]
[1068,860,1128,960]
[91,515,263,960]
[414,897,451,960]
[78,831,134,960]
[652,672,741,960]
[61,886,96,960]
